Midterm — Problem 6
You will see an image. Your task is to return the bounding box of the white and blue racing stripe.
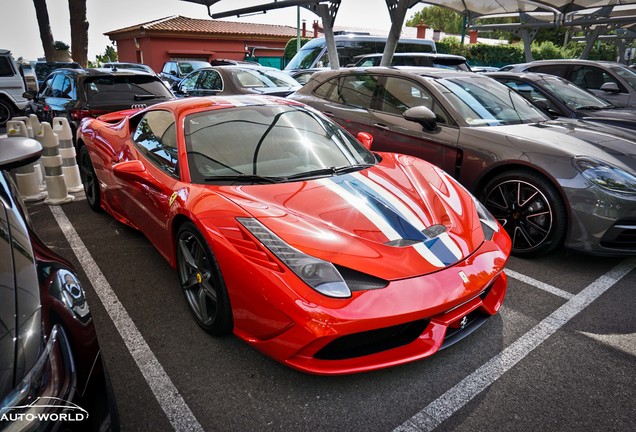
[323,174,463,267]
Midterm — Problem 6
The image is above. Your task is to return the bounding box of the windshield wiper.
[203,174,283,184]
[284,164,373,181]
[577,105,607,110]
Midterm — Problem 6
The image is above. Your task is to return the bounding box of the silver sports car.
[290,67,636,257]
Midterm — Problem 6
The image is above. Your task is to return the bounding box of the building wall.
[114,34,289,73]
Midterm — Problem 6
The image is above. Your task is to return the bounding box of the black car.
[159,60,211,86]
[487,71,636,130]
[23,68,175,142]
[0,136,118,430]
[173,65,300,98]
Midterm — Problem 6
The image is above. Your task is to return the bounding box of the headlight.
[472,195,499,240]
[574,158,636,194]
[237,218,351,298]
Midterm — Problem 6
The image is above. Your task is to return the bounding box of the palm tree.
[33,0,54,60]
[68,0,89,66]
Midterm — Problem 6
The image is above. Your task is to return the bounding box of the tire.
[78,145,101,212]
[0,98,15,128]
[176,222,233,335]
[481,169,567,257]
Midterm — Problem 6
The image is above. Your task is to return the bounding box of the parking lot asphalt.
[26,195,636,432]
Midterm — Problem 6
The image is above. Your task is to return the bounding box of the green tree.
[32,0,55,60]
[68,0,89,66]
[94,45,118,66]
[406,6,464,34]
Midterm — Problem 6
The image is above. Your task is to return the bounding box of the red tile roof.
[105,15,298,38]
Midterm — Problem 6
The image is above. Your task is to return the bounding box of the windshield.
[185,105,376,183]
[610,65,636,91]
[285,45,324,70]
[540,76,610,109]
[231,68,301,89]
[84,75,174,102]
[438,76,548,126]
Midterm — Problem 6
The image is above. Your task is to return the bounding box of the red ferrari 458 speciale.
[77,95,511,375]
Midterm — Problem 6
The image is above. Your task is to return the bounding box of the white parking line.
[505,269,574,300]
[50,205,205,432]
[395,258,636,432]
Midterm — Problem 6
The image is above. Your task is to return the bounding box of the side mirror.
[0,137,43,170]
[22,91,36,100]
[600,82,620,93]
[112,160,164,191]
[356,132,373,150]
[403,106,437,131]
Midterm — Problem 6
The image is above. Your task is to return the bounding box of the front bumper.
[233,238,509,375]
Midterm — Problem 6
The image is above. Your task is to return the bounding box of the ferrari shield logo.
[169,192,178,206]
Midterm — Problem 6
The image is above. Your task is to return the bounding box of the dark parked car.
[0,136,118,430]
[487,71,636,130]
[23,68,175,141]
[500,59,636,108]
[349,52,471,71]
[290,67,636,257]
[102,62,156,75]
[33,61,81,87]
[174,65,300,97]
[160,60,211,86]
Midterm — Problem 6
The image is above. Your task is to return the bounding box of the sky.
[0,0,429,61]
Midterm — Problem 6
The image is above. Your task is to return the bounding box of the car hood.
[217,153,490,280]
[465,120,636,172]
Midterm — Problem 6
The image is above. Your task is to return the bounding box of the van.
[285,34,436,72]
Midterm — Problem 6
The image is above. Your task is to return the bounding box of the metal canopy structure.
[181,0,636,66]
[421,1,636,61]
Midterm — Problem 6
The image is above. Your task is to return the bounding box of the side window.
[326,74,378,109]
[133,110,179,178]
[198,70,222,91]
[179,71,200,92]
[571,66,623,91]
[379,77,453,125]
[0,56,14,77]
[162,62,172,74]
[313,78,337,99]
[169,63,178,75]
[49,74,68,98]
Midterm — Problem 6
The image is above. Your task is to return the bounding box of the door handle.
[373,123,389,131]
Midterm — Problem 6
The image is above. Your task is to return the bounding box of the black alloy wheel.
[78,145,101,211]
[176,222,233,335]
[482,170,566,257]
[0,99,15,128]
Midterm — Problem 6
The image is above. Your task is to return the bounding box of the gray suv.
[501,59,636,108]
[160,60,211,86]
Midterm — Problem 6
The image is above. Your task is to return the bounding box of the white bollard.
[37,122,74,205]
[52,117,83,192]
[13,115,45,190]
[6,120,47,202]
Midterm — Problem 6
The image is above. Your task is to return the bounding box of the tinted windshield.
[438,76,548,126]
[231,68,301,89]
[540,76,610,109]
[84,75,174,102]
[185,105,376,183]
[286,45,324,70]
[610,65,636,91]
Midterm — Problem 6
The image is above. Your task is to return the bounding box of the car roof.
[485,71,567,81]
[353,52,466,60]
[313,66,474,79]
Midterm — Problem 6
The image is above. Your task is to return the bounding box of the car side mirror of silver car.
[600,82,620,93]
[0,137,43,170]
[403,106,438,131]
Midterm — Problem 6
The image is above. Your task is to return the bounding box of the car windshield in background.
[84,75,173,102]
[231,68,300,89]
[438,76,548,126]
[540,77,610,109]
[610,65,636,91]
[178,61,211,75]
[185,105,376,183]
